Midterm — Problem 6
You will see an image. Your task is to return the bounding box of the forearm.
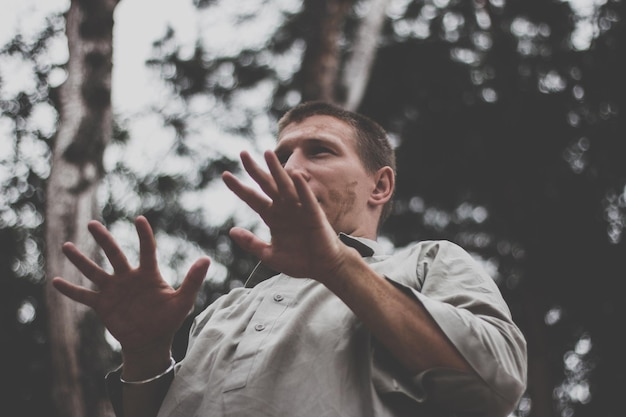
[122,378,173,417]
[322,247,472,374]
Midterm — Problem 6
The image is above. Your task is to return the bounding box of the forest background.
[1,0,624,416]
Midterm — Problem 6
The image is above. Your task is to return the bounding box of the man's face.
[275,115,377,237]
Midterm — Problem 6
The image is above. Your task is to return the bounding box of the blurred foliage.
[1,0,625,416]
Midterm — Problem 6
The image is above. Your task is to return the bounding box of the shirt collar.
[244,233,379,288]
[337,232,378,257]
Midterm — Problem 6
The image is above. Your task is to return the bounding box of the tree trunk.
[340,0,391,111]
[298,0,387,113]
[45,1,120,416]
[299,0,356,103]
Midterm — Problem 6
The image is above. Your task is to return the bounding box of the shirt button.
[254,323,266,331]
[273,294,284,302]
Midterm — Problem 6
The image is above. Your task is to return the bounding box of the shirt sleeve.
[374,240,527,416]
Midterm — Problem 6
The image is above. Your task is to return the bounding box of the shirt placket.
[222,275,293,393]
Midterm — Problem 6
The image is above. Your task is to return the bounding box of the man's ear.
[369,166,395,208]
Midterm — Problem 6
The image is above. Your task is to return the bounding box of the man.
[52,101,527,417]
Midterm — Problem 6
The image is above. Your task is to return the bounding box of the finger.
[292,171,320,213]
[239,151,279,198]
[264,151,299,203]
[228,227,270,260]
[135,216,158,270]
[61,242,109,287]
[51,277,99,308]
[222,171,273,214]
[177,256,211,309]
[87,220,132,274]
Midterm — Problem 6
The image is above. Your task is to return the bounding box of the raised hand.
[52,216,210,357]
[222,150,350,282]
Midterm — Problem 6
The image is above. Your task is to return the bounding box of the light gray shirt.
[106,234,526,417]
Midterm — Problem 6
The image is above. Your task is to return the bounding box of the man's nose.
[283,151,310,180]
[283,150,302,171]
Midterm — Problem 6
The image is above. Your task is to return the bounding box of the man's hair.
[277,101,396,224]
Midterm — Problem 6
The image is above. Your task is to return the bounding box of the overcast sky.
[1,0,201,113]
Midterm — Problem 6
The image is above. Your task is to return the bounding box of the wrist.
[121,344,173,382]
[318,244,365,291]
[120,357,175,384]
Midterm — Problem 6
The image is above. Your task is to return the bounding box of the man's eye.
[311,146,332,155]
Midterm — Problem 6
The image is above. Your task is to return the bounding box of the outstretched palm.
[222,150,349,282]
[52,216,210,355]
